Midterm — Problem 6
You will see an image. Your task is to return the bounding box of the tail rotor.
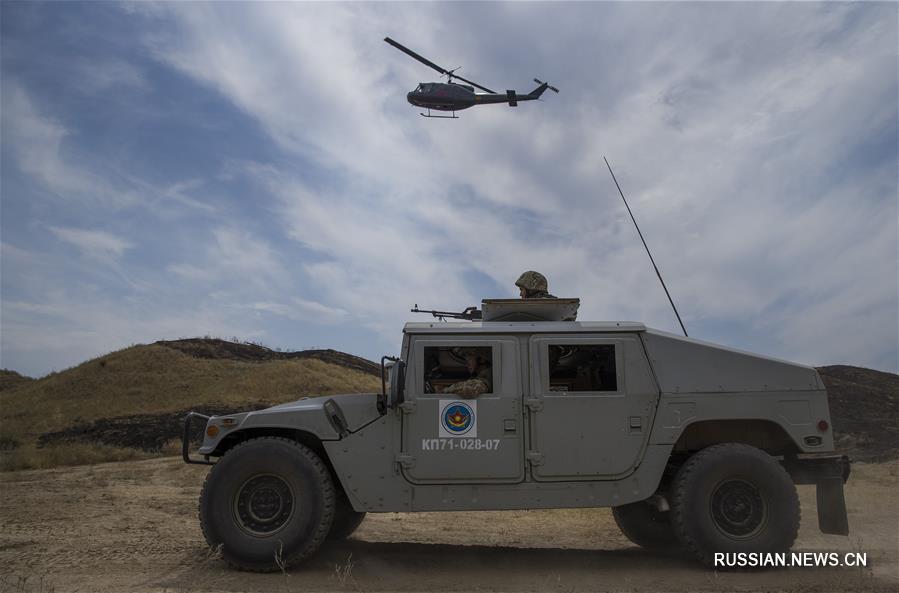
[534,78,559,93]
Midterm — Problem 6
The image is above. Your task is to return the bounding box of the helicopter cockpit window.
[415,84,425,93]
[423,346,493,397]
[547,344,617,392]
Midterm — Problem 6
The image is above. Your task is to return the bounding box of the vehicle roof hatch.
[480,298,580,322]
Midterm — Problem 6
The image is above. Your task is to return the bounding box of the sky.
[1,2,897,378]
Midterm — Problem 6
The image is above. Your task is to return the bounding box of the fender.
[191,393,382,456]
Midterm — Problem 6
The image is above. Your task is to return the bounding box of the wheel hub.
[234,474,295,536]
[710,479,767,539]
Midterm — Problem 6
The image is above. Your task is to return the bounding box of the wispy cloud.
[167,226,287,290]
[48,226,134,260]
[1,84,130,205]
[250,299,349,324]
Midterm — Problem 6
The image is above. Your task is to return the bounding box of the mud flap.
[781,454,850,536]
[816,478,849,535]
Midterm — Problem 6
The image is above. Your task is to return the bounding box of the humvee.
[182,299,850,571]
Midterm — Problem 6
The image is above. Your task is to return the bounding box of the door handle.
[503,419,517,432]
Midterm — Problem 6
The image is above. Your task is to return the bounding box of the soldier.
[441,348,492,398]
[515,270,557,299]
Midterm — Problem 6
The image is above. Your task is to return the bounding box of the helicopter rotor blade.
[384,37,451,77]
[384,37,497,94]
[451,74,496,94]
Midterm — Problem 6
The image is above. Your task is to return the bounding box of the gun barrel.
[410,305,481,320]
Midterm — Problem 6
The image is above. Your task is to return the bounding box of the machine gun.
[411,304,482,321]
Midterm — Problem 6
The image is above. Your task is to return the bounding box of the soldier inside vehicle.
[423,346,493,398]
[547,344,617,392]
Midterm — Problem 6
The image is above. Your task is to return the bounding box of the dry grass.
[0,343,381,471]
[0,369,33,392]
[0,442,152,472]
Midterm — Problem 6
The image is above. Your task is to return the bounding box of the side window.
[423,346,494,396]
[547,344,617,392]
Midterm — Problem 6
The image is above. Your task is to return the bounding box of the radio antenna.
[604,156,688,337]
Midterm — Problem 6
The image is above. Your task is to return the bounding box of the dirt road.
[2,457,897,593]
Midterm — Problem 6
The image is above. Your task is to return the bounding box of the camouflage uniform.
[516,271,557,299]
[443,365,492,399]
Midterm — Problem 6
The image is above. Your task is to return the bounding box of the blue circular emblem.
[442,402,474,435]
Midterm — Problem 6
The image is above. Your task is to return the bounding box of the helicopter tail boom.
[475,79,558,107]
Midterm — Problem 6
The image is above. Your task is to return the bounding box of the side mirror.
[388,360,406,408]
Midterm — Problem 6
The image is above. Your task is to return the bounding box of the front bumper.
[182,412,215,465]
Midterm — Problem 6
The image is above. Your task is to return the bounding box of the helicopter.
[384,37,558,119]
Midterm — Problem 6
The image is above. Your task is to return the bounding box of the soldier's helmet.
[515,271,548,293]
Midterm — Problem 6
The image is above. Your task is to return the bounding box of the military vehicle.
[183,299,850,571]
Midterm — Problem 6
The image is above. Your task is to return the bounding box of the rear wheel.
[199,437,335,572]
[612,500,678,550]
[670,443,799,566]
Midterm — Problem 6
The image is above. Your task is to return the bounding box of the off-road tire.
[328,492,366,541]
[612,500,678,550]
[670,443,800,566]
[199,437,335,572]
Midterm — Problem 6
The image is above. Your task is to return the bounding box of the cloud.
[48,226,134,260]
[1,294,265,377]
[137,2,896,368]
[250,299,349,324]
[0,82,209,217]
[0,84,124,204]
[69,57,147,93]
[1,2,895,376]
[166,226,287,290]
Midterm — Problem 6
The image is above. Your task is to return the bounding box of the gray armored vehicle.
[182,299,850,571]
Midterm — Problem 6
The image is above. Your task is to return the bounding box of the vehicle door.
[401,336,524,484]
[526,334,659,480]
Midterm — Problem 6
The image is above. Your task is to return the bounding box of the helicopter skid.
[420,108,458,119]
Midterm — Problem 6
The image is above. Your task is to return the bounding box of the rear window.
[547,344,617,392]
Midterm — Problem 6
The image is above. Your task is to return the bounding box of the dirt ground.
[1,457,897,593]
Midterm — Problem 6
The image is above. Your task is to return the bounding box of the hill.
[1,339,896,471]
[817,365,899,462]
[156,338,380,375]
[0,369,34,392]
[0,339,381,471]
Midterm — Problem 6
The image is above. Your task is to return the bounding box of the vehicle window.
[547,344,617,392]
[423,346,493,396]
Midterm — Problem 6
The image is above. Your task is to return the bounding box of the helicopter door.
[400,336,524,484]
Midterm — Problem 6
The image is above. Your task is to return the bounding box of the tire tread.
[670,443,800,566]
[198,436,336,572]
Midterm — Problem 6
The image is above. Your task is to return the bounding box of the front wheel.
[670,443,800,566]
[328,492,366,541]
[199,437,335,572]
